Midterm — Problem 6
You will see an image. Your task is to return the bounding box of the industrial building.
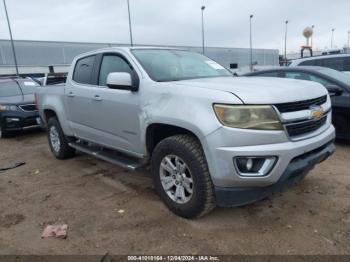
[0,39,279,76]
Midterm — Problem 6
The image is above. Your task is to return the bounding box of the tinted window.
[300,59,324,66]
[285,72,311,81]
[323,57,344,71]
[345,57,350,71]
[98,55,133,86]
[300,57,350,71]
[308,74,332,86]
[73,55,96,84]
[255,72,280,77]
[0,81,21,97]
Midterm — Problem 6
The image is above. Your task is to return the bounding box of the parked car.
[0,78,41,138]
[289,54,350,75]
[36,47,335,218]
[244,66,350,140]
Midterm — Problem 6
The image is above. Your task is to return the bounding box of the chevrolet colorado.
[36,47,336,218]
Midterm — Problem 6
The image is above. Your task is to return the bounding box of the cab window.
[73,55,96,85]
[98,55,133,86]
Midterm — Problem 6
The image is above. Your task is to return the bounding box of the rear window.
[73,55,96,84]
[0,81,21,97]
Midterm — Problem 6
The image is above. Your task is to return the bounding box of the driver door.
[89,53,142,155]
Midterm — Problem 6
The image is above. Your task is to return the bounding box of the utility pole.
[249,15,253,71]
[311,25,315,48]
[201,6,205,54]
[3,0,19,76]
[126,0,133,46]
[284,20,288,66]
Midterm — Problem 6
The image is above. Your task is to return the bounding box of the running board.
[68,142,144,171]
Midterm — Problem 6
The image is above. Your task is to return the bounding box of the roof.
[243,66,338,76]
[291,53,350,63]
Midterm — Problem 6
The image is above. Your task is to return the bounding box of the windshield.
[132,49,232,82]
[317,68,350,86]
[17,79,40,95]
[0,81,21,97]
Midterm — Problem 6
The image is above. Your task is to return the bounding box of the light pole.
[201,6,205,54]
[3,0,19,76]
[284,20,288,66]
[311,25,315,48]
[126,0,133,46]
[249,15,253,71]
[331,28,335,49]
[348,31,350,48]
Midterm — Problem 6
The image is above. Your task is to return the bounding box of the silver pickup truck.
[36,47,336,218]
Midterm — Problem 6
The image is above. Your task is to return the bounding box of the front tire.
[151,134,215,218]
[47,117,75,159]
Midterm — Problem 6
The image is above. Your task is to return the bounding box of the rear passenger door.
[65,54,100,141]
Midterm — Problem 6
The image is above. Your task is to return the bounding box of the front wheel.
[151,135,216,218]
[47,117,75,159]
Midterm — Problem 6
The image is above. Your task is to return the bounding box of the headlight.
[213,104,283,130]
[0,105,18,112]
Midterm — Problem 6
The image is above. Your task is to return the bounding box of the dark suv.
[0,78,41,138]
[244,66,350,140]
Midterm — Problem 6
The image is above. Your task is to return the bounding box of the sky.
[0,0,349,54]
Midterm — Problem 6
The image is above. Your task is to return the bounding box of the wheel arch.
[145,123,205,156]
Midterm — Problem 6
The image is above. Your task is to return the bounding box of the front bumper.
[204,124,335,187]
[0,111,41,132]
[215,141,335,207]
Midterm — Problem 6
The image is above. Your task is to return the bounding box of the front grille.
[19,104,37,112]
[285,116,327,137]
[275,95,327,113]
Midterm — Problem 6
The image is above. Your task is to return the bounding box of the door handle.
[92,95,103,101]
[67,92,75,97]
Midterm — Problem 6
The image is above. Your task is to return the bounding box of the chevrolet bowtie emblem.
[310,106,324,120]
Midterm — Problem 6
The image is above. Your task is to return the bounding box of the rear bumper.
[215,141,335,207]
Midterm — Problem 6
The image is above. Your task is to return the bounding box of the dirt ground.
[0,131,349,255]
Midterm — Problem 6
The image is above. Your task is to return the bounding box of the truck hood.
[0,94,35,105]
[172,76,328,104]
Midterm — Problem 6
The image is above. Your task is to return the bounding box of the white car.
[289,54,350,75]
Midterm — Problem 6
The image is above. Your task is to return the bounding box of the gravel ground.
[0,131,349,255]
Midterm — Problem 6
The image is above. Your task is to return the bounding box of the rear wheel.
[151,134,216,218]
[47,117,75,159]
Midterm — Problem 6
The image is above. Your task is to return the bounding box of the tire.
[47,117,75,159]
[151,134,216,218]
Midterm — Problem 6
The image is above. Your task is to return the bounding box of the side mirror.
[326,84,343,96]
[106,72,138,92]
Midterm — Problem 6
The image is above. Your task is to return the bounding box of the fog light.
[6,117,20,123]
[234,156,277,177]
